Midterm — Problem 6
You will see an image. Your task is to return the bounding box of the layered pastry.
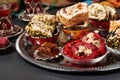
[89,3,118,21]
[56,2,90,40]
[89,3,119,37]
[57,2,89,28]
[25,14,59,45]
[109,20,120,32]
[33,42,60,60]
[89,3,107,21]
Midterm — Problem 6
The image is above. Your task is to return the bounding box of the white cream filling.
[89,3,106,20]
[82,33,100,48]
[75,45,92,56]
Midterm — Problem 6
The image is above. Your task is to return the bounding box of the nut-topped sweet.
[106,20,120,52]
[62,32,108,65]
[81,32,106,55]
[88,3,119,37]
[89,3,118,21]
[25,14,59,37]
[106,27,120,50]
[25,13,59,45]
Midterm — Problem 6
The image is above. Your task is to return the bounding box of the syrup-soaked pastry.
[109,20,120,32]
[57,2,88,28]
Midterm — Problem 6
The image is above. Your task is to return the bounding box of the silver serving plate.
[18,11,34,22]
[0,25,23,38]
[16,32,120,72]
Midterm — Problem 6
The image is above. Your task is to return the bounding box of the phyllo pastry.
[89,3,118,21]
[57,2,88,28]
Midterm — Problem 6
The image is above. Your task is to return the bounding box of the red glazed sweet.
[62,32,108,65]
[28,28,59,45]
[91,19,110,29]
[81,32,106,55]
[0,37,8,48]
[62,40,109,65]
[63,41,100,60]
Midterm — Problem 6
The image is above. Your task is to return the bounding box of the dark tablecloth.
[0,6,120,80]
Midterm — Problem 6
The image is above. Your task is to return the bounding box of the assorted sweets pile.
[88,3,119,37]
[57,2,90,40]
[106,20,120,51]
[24,2,120,64]
[25,13,60,60]
[88,3,120,53]
[25,13,59,45]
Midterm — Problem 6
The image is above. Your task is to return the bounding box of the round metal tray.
[16,32,120,72]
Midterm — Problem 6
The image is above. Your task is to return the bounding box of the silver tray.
[18,11,33,22]
[16,32,120,72]
[0,25,23,38]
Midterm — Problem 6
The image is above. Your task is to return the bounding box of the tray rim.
[2,25,23,38]
[15,32,120,72]
[18,11,31,22]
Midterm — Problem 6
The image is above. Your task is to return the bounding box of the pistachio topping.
[25,14,58,37]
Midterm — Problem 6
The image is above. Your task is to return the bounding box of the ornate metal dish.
[0,25,23,38]
[18,11,33,22]
[16,32,120,72]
